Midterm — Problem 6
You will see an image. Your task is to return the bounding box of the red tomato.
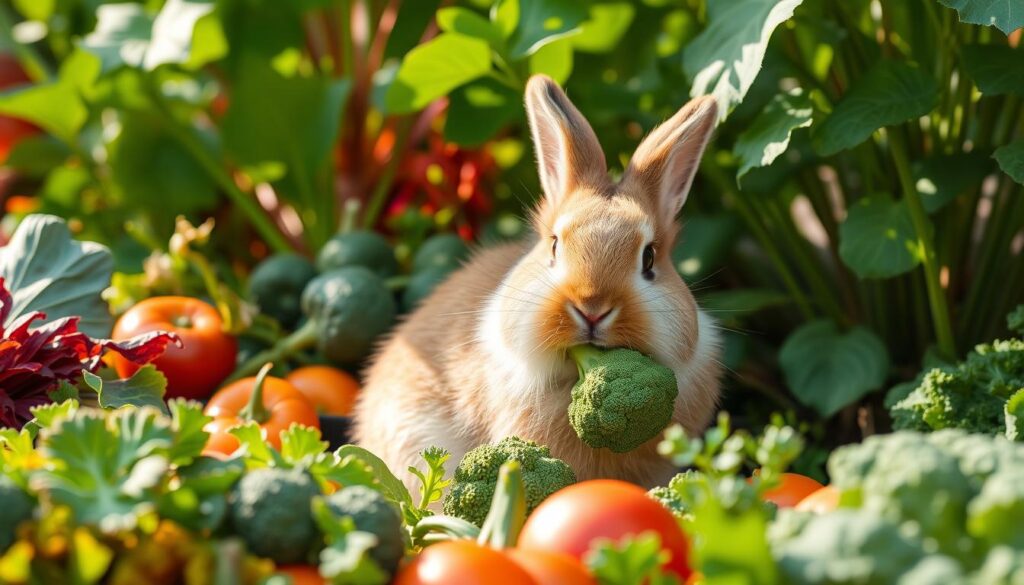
[518,480,691,580]
[111,297,237,400]
[760,473,825,508]
[505,549,595,585]
[0,54,40,162]
[275,565,324,585]
[795,485,840,513]
[393,541,536,585]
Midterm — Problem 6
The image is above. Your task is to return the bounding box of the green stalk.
[887,129,956,358]
[412,516,481,543]
[477,461,526,549]
[145,84,293,253]
[569,344,603,379]
[230,320,318,381]
[238,363,275,423]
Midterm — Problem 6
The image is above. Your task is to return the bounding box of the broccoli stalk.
[568,344,679,453]
[441,437,575,527]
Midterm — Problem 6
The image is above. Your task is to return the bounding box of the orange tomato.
[203,365,319,456]
[393,541,537,585]
[285,365,361,416]
[519,480,691,581]
[795,485,840,513]
[760,473,825,508]
[111,296,236,400]
[275,565,324,585]
[505,549,595,585]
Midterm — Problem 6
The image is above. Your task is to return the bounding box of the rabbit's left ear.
[622,96,717,221]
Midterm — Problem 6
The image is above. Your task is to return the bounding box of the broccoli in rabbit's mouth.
[567,344,678,453]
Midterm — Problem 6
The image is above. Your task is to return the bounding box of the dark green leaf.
[437,7,505,52]
[3,135,71,178]
[385,33,491,114]
[384,0,443,60]
[913,152,993,212]
[672,213,741,283]
[571,2,636,53]
[444,78,521,146]
[0,214,114,337]
[780,320,889,417]
[839,196,921,279]
[962,44,1024,96]
[84,366,169,414]
[683,0,804,121]
[335,445,413,508]
[499,0,587,59]
[529,36,574,84]
[734,88,814,182]
[937,0,1024,35]
[995,138,1024,185]
[814,61,938,156]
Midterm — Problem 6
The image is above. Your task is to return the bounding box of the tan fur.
[353,76,723,490]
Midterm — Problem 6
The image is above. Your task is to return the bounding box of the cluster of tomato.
[110,296,360,457]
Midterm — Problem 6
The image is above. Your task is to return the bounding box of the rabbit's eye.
[642,244,655,278]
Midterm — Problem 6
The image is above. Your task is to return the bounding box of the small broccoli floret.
[442,437,575,527]
[324,486,405,577]
[647,470,700,520]
[229,468,320,564]
[889,338,1024,436]
[0,475,33,553]
[567,344,678,453]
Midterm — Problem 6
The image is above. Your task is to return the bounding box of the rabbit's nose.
[572,305,612,326]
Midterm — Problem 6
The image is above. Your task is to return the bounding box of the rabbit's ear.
[622,96,717,221]
[525,75,607,207]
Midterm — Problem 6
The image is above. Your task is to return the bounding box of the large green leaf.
[108,111,219,215]
[780,320,889,417]
[839,196,920,279]
[496,0,587,59]
[995,138,1024,185]
[445,78,522,146]
[937,0,1024,35]
[734,88,814,182]
[0,214,114,338]
[814,61,938,156]
[222,59,350,200]
[571,2,636,53]
[0,51,100,143]
[962,44,1024,96]
[436,7,505,52]
[80,0,222,73]
[529,36,574,84]
[84,366,169,414]
[385,33,491,114]
[683,0,804,121]
[913,151,993,213]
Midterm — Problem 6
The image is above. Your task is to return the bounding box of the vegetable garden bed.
[2,0,1024,583]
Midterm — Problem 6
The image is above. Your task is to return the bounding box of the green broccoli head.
[890,338,1024,436]
[325,485,406,577]
[229,468,321,564]
[0,475,33,553]
[442,437,576,527]
[567,345,678,453]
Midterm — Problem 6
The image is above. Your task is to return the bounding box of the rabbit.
[353,74,723,491]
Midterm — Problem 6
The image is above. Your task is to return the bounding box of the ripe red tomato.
[505,549,595,585]
[518,480,691,580]
[111,297,237,401]
[795,485,840,513]
[393,541,537,585]
[0,54,40,162]
[760,473,825,508]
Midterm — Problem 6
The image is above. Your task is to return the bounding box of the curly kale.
[442,437,575,527]
[568,344,678,453]
[888,337,1024,438]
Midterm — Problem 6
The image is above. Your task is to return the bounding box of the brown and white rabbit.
[353,75,722,490]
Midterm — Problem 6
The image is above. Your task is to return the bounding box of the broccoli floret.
[0,475,33,553]
[324,486,405,577]
[889,338,1024,436]
[442,437,575,527]
[647,470,701,520]
[567,344,678,453]
[229,468,321,564]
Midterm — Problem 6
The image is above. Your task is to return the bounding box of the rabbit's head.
[480,75,718,380]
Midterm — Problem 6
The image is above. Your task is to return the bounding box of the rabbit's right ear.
[525,75,607,207]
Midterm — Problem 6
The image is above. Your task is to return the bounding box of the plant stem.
[477,461,526,549]
[239,363,274,423]
[230,320,319,381]
[887,128,956,358]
